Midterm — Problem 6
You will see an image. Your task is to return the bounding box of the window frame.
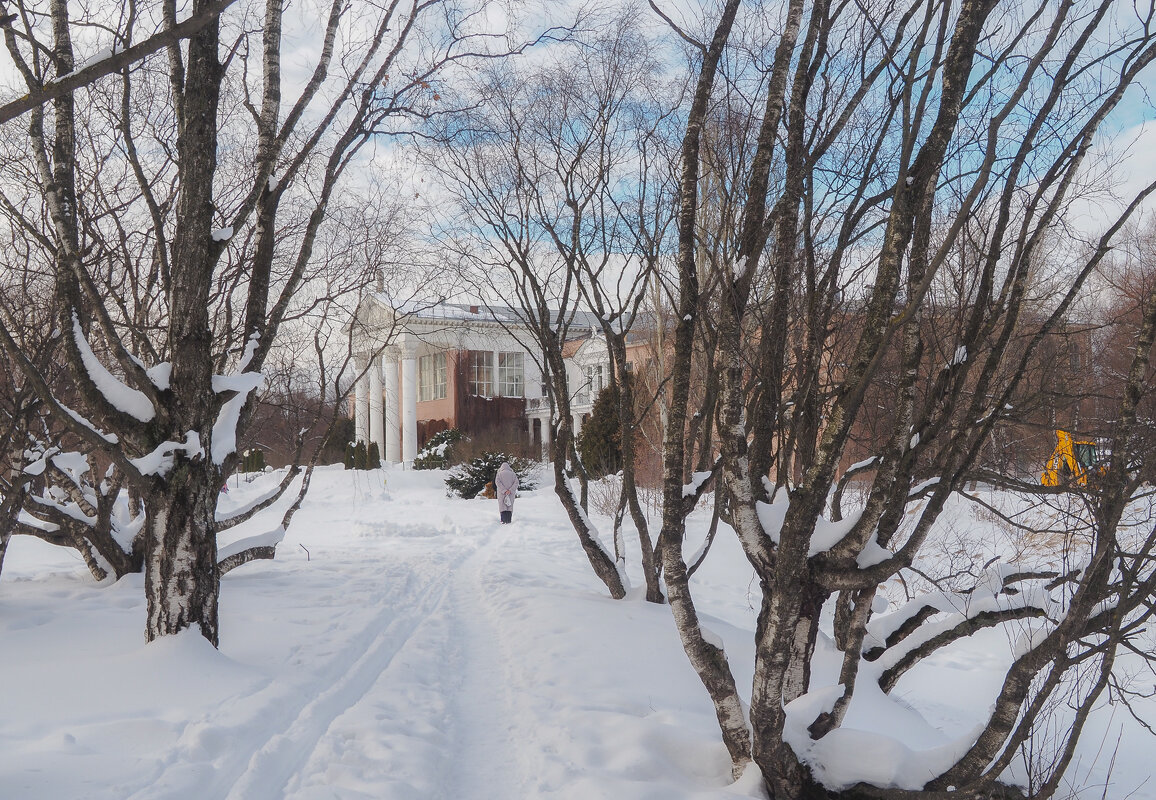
[468,350,494,397]
[418,352,447,402]
[498,351,524,397]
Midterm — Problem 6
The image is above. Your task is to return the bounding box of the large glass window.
[498,352,524,397]
[419,352,446,401]
[468,351,494,397]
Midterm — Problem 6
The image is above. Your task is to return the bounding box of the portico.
[348,297,555,465]
[352,341,423,465]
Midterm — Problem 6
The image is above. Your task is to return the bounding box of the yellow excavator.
[1041,429,1105,487]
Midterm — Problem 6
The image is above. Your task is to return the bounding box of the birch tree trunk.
[547,345,627,600]
[656,0,751,776]
[143,468,220,642]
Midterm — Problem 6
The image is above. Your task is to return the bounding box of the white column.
[369,358,384,459]
[384,351,401,463]
[542,416,552,461]
[402,348,418,463]
[355,361,370,444]
[573,412,583,439]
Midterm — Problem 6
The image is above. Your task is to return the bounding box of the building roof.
[561,338,587,358]
[389,298,605,333]
[389,300,524,325]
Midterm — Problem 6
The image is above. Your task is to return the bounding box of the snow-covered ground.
[0,466,1152,799]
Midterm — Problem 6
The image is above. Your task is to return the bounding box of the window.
[585,364,604,395]
[498,352,524,397]
[468,351,494,397]
[419,353,446,401]
[1075,442,1098,469]
[468,350,525,397]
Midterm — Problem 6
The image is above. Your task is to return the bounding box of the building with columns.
[348,295,625,464]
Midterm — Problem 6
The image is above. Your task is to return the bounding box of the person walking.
[495,462,519,524]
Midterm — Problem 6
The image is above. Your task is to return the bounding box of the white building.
[348,296,617,464]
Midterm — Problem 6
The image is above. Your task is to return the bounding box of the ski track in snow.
[223,569,457,800]
[439,526,528,800]
[275,522,530,800]
[113,472,538,800]
[117,545,476,800]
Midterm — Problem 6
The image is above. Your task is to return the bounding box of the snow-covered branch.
[210,370,265,466]
[217,526,285,576]
[216,465,301,530]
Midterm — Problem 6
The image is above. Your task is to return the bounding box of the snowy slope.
[0,467,1151,799]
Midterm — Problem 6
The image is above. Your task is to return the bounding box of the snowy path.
[0,467,765,799]
[111,526,487,800]
[225,557,463,800]
[166,474,545,800]
[438,530,528,799]
[269,520,533,800]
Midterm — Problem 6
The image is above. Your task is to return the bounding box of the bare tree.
[654,0,1156,795]
[0,0,543,645]
[428,12,681,601]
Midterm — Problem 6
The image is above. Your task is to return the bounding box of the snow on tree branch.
[216,465,302,529]
[558,476,629,593]
[145,363,172,390]
[72,313,155,423]
[682,470,714,498]
[865,563,1063,651]
[58,402,119,444]
[129,432,205,477]
[16,508,61,533]
[29,493,97,526]
[216,526,285,576]
[210,371,265,466]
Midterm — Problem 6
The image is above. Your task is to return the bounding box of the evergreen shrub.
[241,448,266,473]
[577,383,623,479]
[413,428,464,470]
[445,452,538,499]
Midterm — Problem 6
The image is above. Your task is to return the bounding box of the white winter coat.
[495,463,519,511]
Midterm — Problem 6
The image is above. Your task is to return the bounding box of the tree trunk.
[0,524,10,581]
[608,331,662,603]
[751,575,827,796]
[552,453,626,600]
[547,340,626,599]
[663,535,751,777]
[0,473,26,583]
[656,0,749,778]
[144,462,220,644]
[143,0,224,645]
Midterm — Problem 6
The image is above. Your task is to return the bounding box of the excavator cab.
[1042,430,1103,487]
